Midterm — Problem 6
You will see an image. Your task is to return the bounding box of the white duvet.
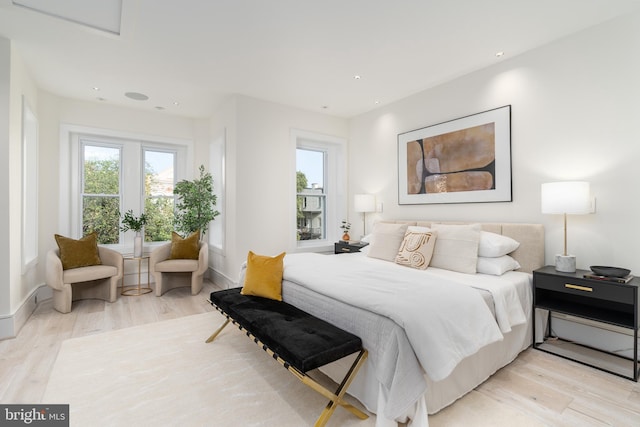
[283,252,526,382]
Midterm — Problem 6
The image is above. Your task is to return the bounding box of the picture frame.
[398,105,511,205]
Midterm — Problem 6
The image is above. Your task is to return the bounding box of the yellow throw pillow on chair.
[169,230,200,259]
[241,251,286,301]
[54,232,102,270]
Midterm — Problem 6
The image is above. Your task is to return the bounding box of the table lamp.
[541,181,591,273]
[354,194,376,236]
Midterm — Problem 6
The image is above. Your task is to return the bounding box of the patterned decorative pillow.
[395,229,437,270]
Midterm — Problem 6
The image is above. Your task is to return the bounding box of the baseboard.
[208,267,236,289]
[0,284,50,341]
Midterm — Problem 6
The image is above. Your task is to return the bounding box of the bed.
[241,220,544,426]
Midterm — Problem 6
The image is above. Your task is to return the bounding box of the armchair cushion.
[63,265,119,283]
[154,259,199,273]
[54,232,102,270]
[169,230,200,260]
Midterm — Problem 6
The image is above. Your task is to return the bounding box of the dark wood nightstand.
[334,241,369,254]
[533,265,640,381]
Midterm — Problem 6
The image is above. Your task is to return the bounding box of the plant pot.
[134,232,143,258]
[342,232,350,242]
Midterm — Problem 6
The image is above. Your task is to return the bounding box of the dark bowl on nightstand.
[590,266,631,278]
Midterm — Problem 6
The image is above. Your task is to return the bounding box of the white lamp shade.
[354,194,376,213]
[541,182,591,215]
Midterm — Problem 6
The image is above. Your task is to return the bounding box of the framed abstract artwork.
[398,105,512,205]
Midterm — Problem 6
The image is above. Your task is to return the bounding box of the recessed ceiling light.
[495,51,505,58]
[124,92,149,101]
[374,100,380,105]
[173,101,180,106]
[353,75,361,80]
[93,87,100,91]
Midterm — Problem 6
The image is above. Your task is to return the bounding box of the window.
[293,130,346,249]
[82,143,121,244]
[69,130,187,248]
[144,149,176,242]
[296,148,326,241]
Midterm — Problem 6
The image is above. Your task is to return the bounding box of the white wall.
[0,39,41,338]
[348,11,640,274]
[0,38,10,320]
[210,95,348,284]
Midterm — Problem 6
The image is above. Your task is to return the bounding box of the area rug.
[43,312,376,427]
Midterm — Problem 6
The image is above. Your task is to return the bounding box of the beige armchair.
[46,247,124,313]
[150,241,208,296]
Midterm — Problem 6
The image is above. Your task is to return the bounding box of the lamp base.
[555,255,576,273]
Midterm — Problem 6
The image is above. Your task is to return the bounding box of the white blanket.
[283,253,505,382]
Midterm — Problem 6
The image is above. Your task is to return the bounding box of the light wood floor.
[2,280,640,426]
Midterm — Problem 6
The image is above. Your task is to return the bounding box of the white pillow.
[430,223,481,274]
[478,231,520,258]
[395,229,437,270]
[477,255,521,275]
[367,223,408,261]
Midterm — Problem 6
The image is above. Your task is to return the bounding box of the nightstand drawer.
[534,273,634,305]
[334,242,368,254]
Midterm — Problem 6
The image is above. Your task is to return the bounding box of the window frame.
[291,129,346,252]
[60,124,192,253]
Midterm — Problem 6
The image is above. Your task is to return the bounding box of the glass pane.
[296,148,326,241]
[83,196,120,244]
[296,149,324,191]
[144,196,174,242]
[144,150,175,241]
[83,145,120,194]
[145,150,175,197]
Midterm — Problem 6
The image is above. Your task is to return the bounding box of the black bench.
[206,287,369,426]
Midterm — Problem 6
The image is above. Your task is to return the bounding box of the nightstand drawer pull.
[340,247,351,252]
[565,283,593,292]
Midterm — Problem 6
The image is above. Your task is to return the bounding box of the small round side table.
[122,255,153,296]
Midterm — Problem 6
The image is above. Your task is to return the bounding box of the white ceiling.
[1,0,639,119]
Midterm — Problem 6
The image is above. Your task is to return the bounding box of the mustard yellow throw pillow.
[54,232,102,270]
[169,230,200,259]
[241,251,286,301]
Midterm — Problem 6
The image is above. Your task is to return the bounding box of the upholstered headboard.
[379,220,545,274]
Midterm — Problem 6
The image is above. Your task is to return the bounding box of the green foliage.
[83,196,120,244]
[296,171,308,221]
[84,158,119,194]
[82,158,175,244]
[296,171,308,193]
[119,210,147,232]
[173,165,220,237]
[144,197,174,242]
[83,159,120,244]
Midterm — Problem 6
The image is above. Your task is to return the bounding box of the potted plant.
[120,210,147,257]
[173,165,220,239]
[340,220,351,242]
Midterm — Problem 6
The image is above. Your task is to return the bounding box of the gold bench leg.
[205,318,230,343]
[206,306,369,426]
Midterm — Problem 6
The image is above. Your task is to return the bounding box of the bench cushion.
[210,288,363,373]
